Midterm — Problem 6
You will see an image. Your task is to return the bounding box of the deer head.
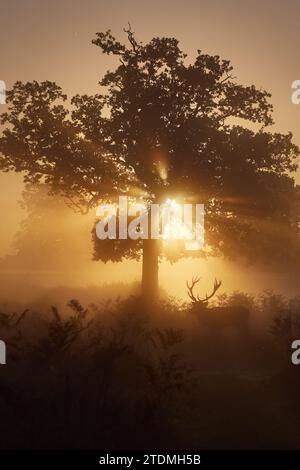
[186,277,222,309]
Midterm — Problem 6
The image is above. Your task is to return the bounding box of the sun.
[161,199,194,241]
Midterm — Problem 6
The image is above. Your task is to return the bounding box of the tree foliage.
[0,26,299,265]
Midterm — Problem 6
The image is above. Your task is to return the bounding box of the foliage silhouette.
[0,293,300,449]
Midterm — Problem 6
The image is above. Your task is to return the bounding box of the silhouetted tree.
[0,184,91,271]
[1,26,299,299]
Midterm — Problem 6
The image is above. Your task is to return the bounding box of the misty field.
[0,288,300,450]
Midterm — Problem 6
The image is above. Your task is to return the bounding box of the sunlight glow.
[156,160,168,181]
[161,199,194,241]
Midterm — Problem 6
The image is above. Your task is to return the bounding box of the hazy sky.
[0,0,299,296]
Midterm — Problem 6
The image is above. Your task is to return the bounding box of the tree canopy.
[1,26,299,267]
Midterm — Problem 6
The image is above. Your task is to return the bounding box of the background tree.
[1,26,300,300]
[0,184,90,271]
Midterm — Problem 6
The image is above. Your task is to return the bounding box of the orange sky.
[0,0,300,298]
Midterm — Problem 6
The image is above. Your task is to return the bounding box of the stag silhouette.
[186,277,249,334]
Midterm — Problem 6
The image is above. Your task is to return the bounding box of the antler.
[186,276,201,303]
[202,279,222,302]
[186,277,222,304]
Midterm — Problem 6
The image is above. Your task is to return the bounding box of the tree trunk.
[142,239,159,303]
